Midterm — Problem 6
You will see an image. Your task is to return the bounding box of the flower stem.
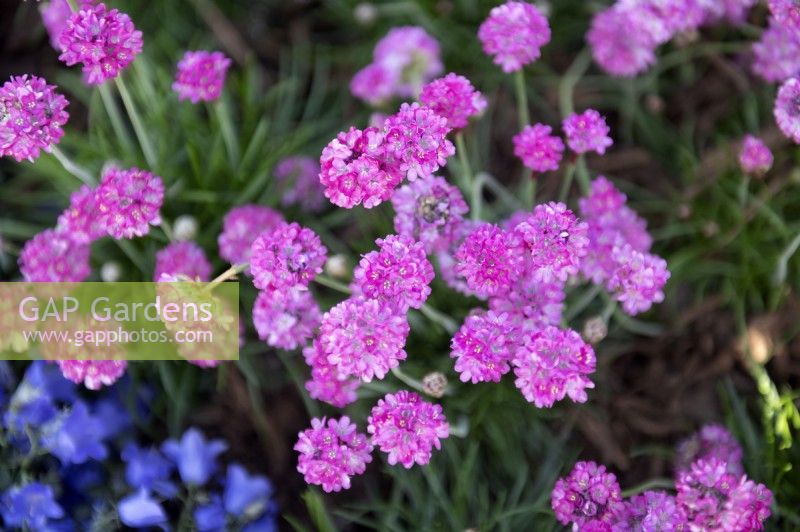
[314,274,351,294]
[65,0,78,11]
[160,217,175,242]
[50,146,95,186]
[206,262,248,291]
[390,366,426,393]
[115,77,157,169]
[524,173,537,209]
[213,99,240,167]
[455,132,480,219]
[558,49,592,118]
[559,162,577,202]
[98,83,136,157]
[513,69,530,127]
[621,478,674,498]
[575,155,591,194]
[479,172,523,210]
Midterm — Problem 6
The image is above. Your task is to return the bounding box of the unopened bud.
[354,3,378,25]
[422,371,448,398]
[583,316,607,344]
[173,215,198,241]
[325,254,349,279]
[101,261,121,282]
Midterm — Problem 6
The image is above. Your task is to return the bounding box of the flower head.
[42,400,108,464]
[353,234,434,312]
[512,326,595,408]
[121,443,176,497]
[318,298,409,382]
[513,202,589,284]
[769,0,800,32]
[367,390,449,468]
[391,175,469,253]
[40,0,72,50]
[58,2,143,85]
[96,166,164,239]
[563,109,613,155]
[303,338,360,408]
[513,124,564,172]
[454,223,524,298]
[56,185,105,244]
[607,244,670,315]
[275,156,326,212]
[162,427,227,486]
[218,204,284,266]
[383,102,455,181]
[154,241,212,281]
[774,77,800,143]
[419,73,487,129]
[249,222,327,292]
[551,461,622,528]
[295,416,373,492]
[739,135,774,175]
[19,229,91,282]
[118,489,168,529]
[1,483,64,531]
[675,424,744,476]
[610,490,687,531]
[253,289,321,350]
[350,63,399,106]
[451,310,519,383]
[319,126,401,208]
[173,50,231,103]
[56,360,128,391]
[223,464,274,520]
[752,20,800,83]
[0,75,69,162]
[588,6,660,77]
[488,278,565,332]
[478,1,551,73]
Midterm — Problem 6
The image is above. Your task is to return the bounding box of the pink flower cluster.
[56,360,128,391]
[19,229,91,282]
[96,166,165,239]
[249,222,327,292]
[40,0,72,50]
[610,490,687,531]
[675,424,744,476]
[419,73,487,130]
[752,19,800,83]
[769,0,800,32]
[274,156,326,212]
[294,416,373,493]
[563,109,613,155]
[0,75,69,162]
[172,51,231,103]
[351,26,442,104]
[739,135,774,175]
[775,78,800,144]
[454,223,524,298]
[56,185,105,244]
[253,289,321,351]
[367,390,449,468]
[478,2,551,73]
[391,176,469,253]
[58,2,143,85]
[303,339,360,408]
[588,0,756,77]
[217,204,284,266]
[450,310,517,383]
[551,461,622,528]
[579,177,669,315]
[512,124,564,173]
[383,102,455,181]
[353,234,434,312]
[153,241,212,281]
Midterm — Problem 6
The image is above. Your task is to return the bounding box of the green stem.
[564,283,602,322]
[480,172,523,210]
[65,0,78,11]
[558,49,592,117]
[601,298,616,322]
[471,173,485,221]
[160,217,175,242]
[115,77,157,168]
[98,83,136,156]
[559,162,577,202]
[455,133,474,198]
[213,99,240,166]
[314,274,351,294]
[524,174,537,209]
[575,155,591,194]
[418,303,458,334]
[50,146,95,186]
[206,262,248,291]
[621,478,674,498]
[513,70,530,127]
[774,232,800,286]
[390,367,426,393]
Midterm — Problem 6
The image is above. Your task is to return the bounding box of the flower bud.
[325,254,349,279]
[583,316,607,344]
[101,261,121,282]
[173,215,198,241]
[422,371,448,398]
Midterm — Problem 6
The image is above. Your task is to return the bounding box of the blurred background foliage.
[1,0,799,529]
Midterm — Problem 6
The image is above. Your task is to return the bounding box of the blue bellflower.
[1,482,65,531]
[161,427,227,486]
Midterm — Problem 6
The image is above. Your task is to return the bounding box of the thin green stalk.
[523,173,537,209]
[314,274,351,294]
[471,173,485,221]
[559,162,577,202]
[206,262,248,291]
[455,133,473,192]
[514,70,530,127]
[50,146,95,186]
[160,217,175,242]
[774,232,800,286]
[98,83,136,156]
[65,0,78,11]
[390,367,426,393]
[558,49,592,117]
[621,478,674,498]
[480,172,523,210]
[213,99,240,166]
[115,77,157,168]
[575,155,591,194]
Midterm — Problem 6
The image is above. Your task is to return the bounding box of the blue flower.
[161,427,227,486]
[194,494,227,532]
[118,489,168,530]
[121,443,177,498]
[1,482,64,531]
[42,401,108,465]
[223,464,273,520]
[23,361,76,402]
[92,396,132,441]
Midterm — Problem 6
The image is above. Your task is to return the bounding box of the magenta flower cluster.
[96,166,165,239]
[0,75,69,162]
[217,204,284,266]
[418,73,487,130]
[274,156,326,212]
[775,78,800,144]
[350,26,442,104]
[19,229,91,283]
[172,50,231,103]
[56,360,128,391]
[551,460,622,528]
[58,2,143,85]
[513,124,564,173]
[249,221,327,292]
[153,241,212,281]
[383,102,455,181]
[450,310,517,383]
[478,1,551,73]
[455,223,523,298]
[253,289,321,351]
[739,135,774,175]
[563,109,613,155]
[303,338,360,408]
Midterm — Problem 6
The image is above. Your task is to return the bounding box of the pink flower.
[675,424,744,477]
[319,126,401,209]
[56,360,128,390]
[478,1,551,73]
[738,135,774,175]
[274,156,325,212]
[0,75,69,163]
[551,461,623,528]
[752,20,800,83]
[563,109,613,155]
[153,241,212,281]
[350,63,399,106]
[769,0,800,32]
[610,490,687,531]
[367,390,449,468]
[318,298,409,382]
[450,310,519,383]
[775,77,800,144]
[56,185,105,244]
[435,219,482,297]
[513,202,589,284]
[253,289,321,350]
[383,102,455,181]
[19,229,91,282]
[95,166,164,239]
[353,234,434,312]
[373,27,442,96]
[172,51,231,103]
[513,124,564,172]
[295,416,373,492]
[391,176,469,253]
[217,204,284,266]
[454,223,524,298]
[607,244,669,315]
[418,73,487,130]
[40,0,72,50]
[512,326,595,408]
[249,222,327,292]
[303,338,360,407]
[58,2,143,85]
[587,6,660,78]
[488,278,565,332]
